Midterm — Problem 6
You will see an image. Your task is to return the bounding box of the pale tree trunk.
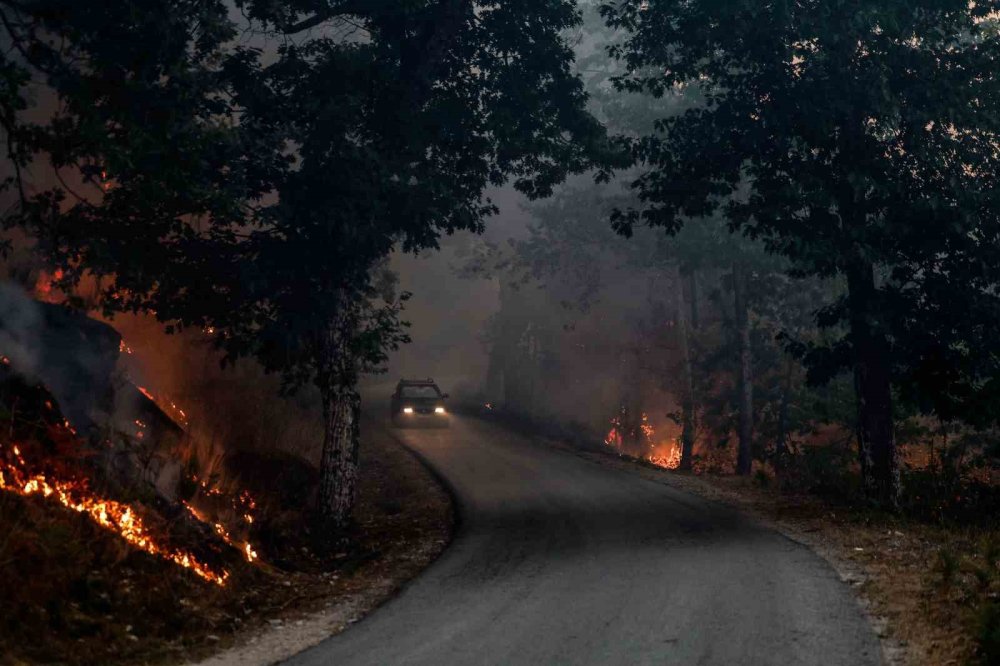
[316,309,362,532]
[733,263,754,476]
[317,382,361,530]
[847,260,900,505]
[676,270,696,471]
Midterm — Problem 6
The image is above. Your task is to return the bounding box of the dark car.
[391,379,450,428]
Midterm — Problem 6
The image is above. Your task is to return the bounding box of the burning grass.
[0,413,452,666]
[0,449,229,586]
[604,407,682,471]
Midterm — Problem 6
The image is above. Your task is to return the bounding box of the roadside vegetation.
[0,375,451,665]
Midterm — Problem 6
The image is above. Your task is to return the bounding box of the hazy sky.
[384,185,533,394]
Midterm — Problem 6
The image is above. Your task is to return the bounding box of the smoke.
[0,281,44,377]
[381,185,538,398]
[0,281,120,432]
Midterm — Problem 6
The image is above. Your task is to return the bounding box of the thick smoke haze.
[382,185,534,396]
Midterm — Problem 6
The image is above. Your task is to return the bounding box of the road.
[285,414,881,666]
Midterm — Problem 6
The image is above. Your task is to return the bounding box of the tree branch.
[279,1,372,34]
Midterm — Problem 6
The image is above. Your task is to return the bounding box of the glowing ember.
[134,386,190,427]
[640,413,655,439]
[648,445,682,470]
[0,447,229,586]
[604,408,682,470]
[34,269,65,303]
[183,502,258,563]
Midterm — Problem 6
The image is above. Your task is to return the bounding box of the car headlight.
[403,407,414,414]
[435,406,446,414]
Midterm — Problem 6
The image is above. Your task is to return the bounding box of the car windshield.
[400,385,440,399]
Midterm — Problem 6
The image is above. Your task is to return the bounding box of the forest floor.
[0,423,453,666]
[526,435,991,666]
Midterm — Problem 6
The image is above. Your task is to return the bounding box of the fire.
[640,414,655,439]
[135,385,190,427]
[605,408,646,450]
[604,408,682,470]
[0,446,229,586]
[183,501,258,563]
[649,445,682,470]
[34,269,65,303]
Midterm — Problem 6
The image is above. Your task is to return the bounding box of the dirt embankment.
[0,420,453,666]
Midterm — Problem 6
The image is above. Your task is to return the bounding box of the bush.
[974,601,1000,665]
[778,443,858,499]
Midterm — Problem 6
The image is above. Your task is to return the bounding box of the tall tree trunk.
[846,260,900,505]
[689,270,700,330]
[775,355,795,470]
[484,345,504,407]
[495,278,521,411]
[317,381,361,530]
[733,263,754,476]
[676,270,696,470]
[316,310,362,532]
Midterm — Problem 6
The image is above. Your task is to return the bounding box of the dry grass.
[0,420,452,666]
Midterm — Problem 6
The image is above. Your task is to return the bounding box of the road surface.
[286,414,881,666]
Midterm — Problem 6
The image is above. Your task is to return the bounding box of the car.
[391,378,450,428]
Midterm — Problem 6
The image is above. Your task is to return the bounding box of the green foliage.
[931,538,1000,664]
[1,0,608,395]
[793,442,859,499]
[600,0,1000,427]
[974,600,1000,665]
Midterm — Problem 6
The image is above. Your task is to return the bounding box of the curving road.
[285,414,881,666]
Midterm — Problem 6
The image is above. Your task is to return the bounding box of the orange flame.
[183,501,258,563]
[605,409,682,470]
[135,386,190,427]
[648,445,682,470]
[0,450,229,586]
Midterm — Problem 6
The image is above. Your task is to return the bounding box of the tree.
[600,0,1000,505]
[2,1,608,529]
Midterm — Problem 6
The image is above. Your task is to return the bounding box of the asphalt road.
[285,414,881,666]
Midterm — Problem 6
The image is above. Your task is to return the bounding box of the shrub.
[973,601,1000,665]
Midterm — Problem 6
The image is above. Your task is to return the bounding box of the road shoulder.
[184,420,454,666]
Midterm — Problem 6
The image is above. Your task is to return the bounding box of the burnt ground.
[0,419,453,666]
